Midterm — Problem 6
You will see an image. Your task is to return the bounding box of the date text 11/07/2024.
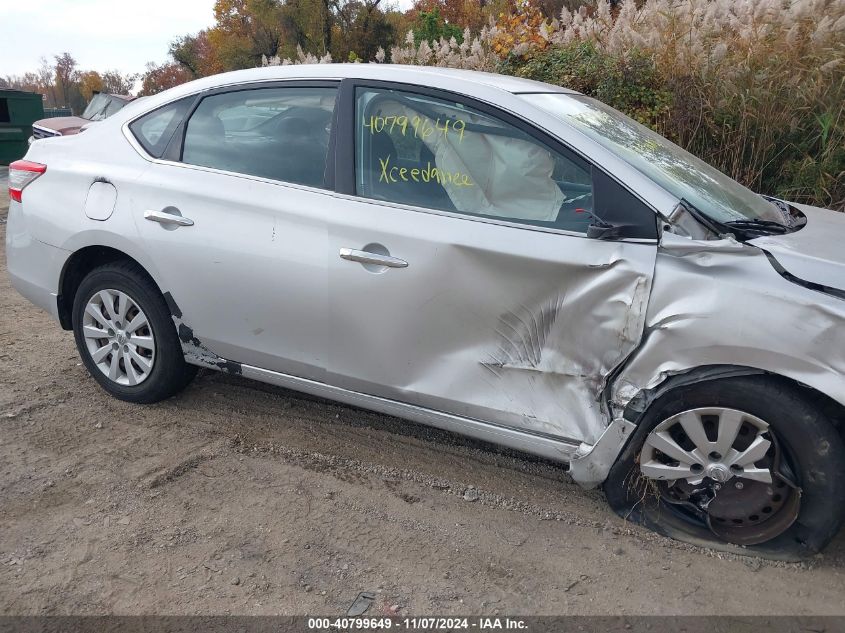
[307,617,528,630]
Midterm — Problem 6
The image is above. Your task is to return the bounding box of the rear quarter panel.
[19,125,165,287]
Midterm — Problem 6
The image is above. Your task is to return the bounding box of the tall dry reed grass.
[266,0,845,209]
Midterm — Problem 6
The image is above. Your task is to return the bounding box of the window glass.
[129,97,193,158]
[182,86,337,189]
[355,88,593,231]
[522,93,783,224]
[82,93,129,121]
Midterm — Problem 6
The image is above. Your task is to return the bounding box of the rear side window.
[355,87,594,232]
[181,86,337,189]
[129,97,193,158]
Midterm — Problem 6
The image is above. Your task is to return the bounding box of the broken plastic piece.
[346,591,376,617]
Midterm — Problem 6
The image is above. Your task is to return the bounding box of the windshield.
[82,93,128,121]
[521,93,782,224]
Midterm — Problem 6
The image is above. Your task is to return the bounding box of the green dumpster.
[0,89,45,165]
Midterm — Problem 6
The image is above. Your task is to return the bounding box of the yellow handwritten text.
[364,115,465,143]
[378,155,473,187]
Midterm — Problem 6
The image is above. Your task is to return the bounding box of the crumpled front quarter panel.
[613,234,845,411]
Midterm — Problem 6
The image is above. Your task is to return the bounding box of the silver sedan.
[6,64,845,559]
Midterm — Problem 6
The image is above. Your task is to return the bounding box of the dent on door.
[445,243,652,443]
[330,211,655,447]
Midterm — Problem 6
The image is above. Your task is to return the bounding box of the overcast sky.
[0,0,414,78]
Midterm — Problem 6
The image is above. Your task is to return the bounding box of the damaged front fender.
[611,233,845,420]
[573,232,845,489]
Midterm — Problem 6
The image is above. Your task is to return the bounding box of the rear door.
[326,82,658,444]
[128,82,338,379]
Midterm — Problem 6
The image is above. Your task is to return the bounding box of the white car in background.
[7,64,845,559]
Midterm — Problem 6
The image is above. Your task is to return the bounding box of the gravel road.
[1,189,844,616]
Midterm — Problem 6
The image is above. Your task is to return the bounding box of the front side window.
[522,93,784,224]
[355,88,594,232]
[182,86,337,189]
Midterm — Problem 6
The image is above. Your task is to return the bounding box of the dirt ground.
[2,185,845,616]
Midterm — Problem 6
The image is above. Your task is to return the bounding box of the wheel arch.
[57,245,166,330]
[572,364,845,489]
[620,364,845,442]
[58,243,242,375]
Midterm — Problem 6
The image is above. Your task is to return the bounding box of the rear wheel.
[72,261,197,403]
[604,376,845,560]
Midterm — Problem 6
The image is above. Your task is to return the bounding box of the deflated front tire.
[603,376,845,560]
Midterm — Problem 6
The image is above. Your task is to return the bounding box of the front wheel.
[604,376,845,560]
[72,261,198,403]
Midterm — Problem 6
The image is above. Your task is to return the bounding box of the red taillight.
[9,160,47,203]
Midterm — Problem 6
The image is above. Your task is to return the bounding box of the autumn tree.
[53,53,83,110]
[73,68,137,102]
[203,0,290,70]
[35,58,57,105]
[165,0,401,71]
[100,70,138,95]
[331,1,396,61]
[3,58,55,105]
[409,0,492,33]
[173,30,225,78]
[531,0,593,18]
[78,71,105,101]
[138,62,194,96]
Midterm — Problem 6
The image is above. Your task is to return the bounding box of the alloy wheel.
[81,288,156,386]
[639,407,800,545]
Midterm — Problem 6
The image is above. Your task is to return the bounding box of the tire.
[72,260,198,403]
[604,375,845,560]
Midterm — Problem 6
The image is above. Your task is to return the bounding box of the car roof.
[116,64,579,127]
[310,64,579,94]
[143,64,575,104]
[234,64,574,93]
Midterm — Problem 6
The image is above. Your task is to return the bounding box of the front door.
[327,84,657,444]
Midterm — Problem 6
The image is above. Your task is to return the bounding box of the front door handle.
[339,247,408,268]
[144,209,194,227]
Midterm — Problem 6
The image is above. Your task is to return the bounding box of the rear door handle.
[339,247,408,268]
[144,209,194,227]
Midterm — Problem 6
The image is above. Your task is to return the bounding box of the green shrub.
[412,8,464,46]
[766,108,845,209]
[504,42,671,129]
